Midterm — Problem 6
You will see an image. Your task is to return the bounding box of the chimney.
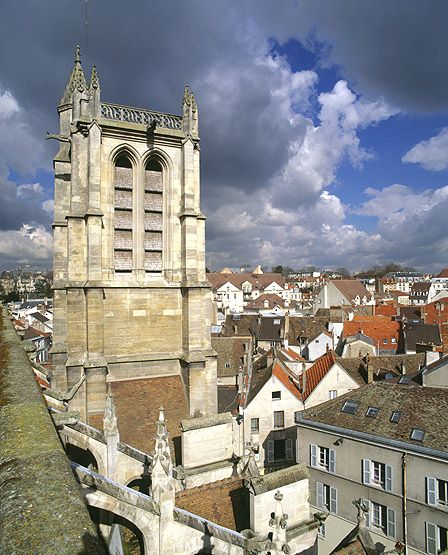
[284,311,290,349]
[401,361,406,375]
[366,353,373,384]
[301,362,307,395]
[233,324,238,334]
[267,348,275,368]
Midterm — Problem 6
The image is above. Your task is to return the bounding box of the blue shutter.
[427,477,437,506]
[316,481,324,509]
[385,465,393,492]
[329,449,336,474]
[330,487,337,514]
[364,499,371,528]
[426,522,437,555]
[311,444,318,467]
[386,507,396,538]
[362,459,371,485]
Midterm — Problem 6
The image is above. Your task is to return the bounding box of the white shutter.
[286,439,293,460]
[329,449,336,474]
[311,444,318,467]
[362,459,371,485]
[267,440,274,463]
[330,487,337,514]
[427,477,437,506]
[386,507,396,538]
[316,481,324,509]
[364,499,371,528]
[385,465,393,492]
[426,522,437,555]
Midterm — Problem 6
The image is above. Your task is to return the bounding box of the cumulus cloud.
[0,225,52,267]
[402,128,448,171]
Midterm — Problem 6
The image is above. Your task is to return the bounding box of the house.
[342,317,401,355]
[423,292,448,325]
[428,268,448,302]
[409,281,431,305]
[244,293,287,315]
[340,332,376,358]
[382,271,425,293]
[295,382,448,554]
[314,280,375,315]
[301,330,334,361]
[338,352,425,384]
[402,321,442,354]
[420,353,448,388]
[207,268,287,315]
[22,326,52,363]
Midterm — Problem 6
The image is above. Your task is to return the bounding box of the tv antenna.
[84,0,88,65]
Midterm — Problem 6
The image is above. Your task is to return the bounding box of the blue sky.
[0,1,448,272]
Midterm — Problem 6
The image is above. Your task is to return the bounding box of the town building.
[295,382,448,554]
[314,280,375,315]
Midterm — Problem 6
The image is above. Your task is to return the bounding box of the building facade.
[51,48,217,423]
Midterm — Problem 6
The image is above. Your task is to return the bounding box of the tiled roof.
[109,376,189,463]
[399,306,422,321]
[331,280,372,304]
[301,381,448,452]
[375,305,397,317]
[217,385,240,414]
[207,272,285,290]
[343,318,400,346]
[246,293,286,309]
[410,282,431,293]
[436,268,448,278]
[23,326,51,340]
[30,312,49,323]
[288,316,329,345]
[337,353,425,385]
[175,477,249,531]
[297,350,337,400]
[212,336,247,378]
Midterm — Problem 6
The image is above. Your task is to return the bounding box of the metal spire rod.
[84,0,88,66]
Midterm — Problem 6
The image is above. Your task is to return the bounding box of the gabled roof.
[301,381,448,452]
[331,280,372,304]
[207,272,286,291]
[436,268,448,278]
[338,353,425,385]
[403,322,441,351]
[375,305,397,317]
[344,332,375,347]
[343,318,400,345]
[212,336,247,377]
[29,312,49,324]
[246,293,285,309]
[295,350,337,400]
[23,326,51,340]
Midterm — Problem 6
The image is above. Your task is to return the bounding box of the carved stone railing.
[101,102,183,130]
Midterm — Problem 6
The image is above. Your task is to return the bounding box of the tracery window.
[144,159,163,272]
[114,154,133,272]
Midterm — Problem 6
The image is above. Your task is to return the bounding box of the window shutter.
[329,449,336,474]
[267,440,274,463]
[362,459,371,485]
[316,481,324,509]
[385,465,393,492]
[311,444,318,467]
[286,439,293,460]
[386,507,396,538]
[426,522,437,555]
[330,487,337,514]
[364,499,371,528]
[426,477,437,506]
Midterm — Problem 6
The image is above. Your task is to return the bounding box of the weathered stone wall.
[0,308,104,554]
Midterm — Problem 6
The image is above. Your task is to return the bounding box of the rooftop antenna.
[84,0,88,67]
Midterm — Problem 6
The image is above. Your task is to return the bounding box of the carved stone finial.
[60,45,86,105]
[90,65,100,90]
[151,406,175,505]
[353,498,368,526]
[266,491,291,555]
[182,85,191,107]
[103,384,119,438]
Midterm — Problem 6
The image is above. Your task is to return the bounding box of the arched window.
[144,159,163,272]
[114,154,133,272]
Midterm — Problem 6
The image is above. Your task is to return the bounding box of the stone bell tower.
[51,47,217,423]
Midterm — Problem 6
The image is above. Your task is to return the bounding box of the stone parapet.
[0,308,104,554]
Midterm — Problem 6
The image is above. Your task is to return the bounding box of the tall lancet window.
[144,159,163,272]
[114,154,133,272]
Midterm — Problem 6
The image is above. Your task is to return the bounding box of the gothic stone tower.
[51,48,217,424]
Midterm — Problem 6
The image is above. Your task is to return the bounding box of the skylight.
[341,401,359,414]
[390,411,401,423]
[398,376,411,385]
[410,428,425,441]
[366,406,379,418]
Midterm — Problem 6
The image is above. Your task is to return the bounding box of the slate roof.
[301,381,448,452]
[29,312,49,324]
[344,332,375,347]
[331,280,372,304]
[212,336,247,378]
[220,314,259,338]
[217,385,240,414]
[288,316,329,346]
[403,322,442,351]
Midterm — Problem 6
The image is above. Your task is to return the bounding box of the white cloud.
[0,224,52,266]
[402,128,448,171]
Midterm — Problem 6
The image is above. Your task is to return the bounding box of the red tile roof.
[344,318,400,346]
[246,293,285,309]
[375,305,397,317]
[436,268,448,278]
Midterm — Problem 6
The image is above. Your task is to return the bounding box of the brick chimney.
[365,353,373,384]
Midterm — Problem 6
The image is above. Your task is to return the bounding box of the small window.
[224,362,232,369]
[341,401,359,414]
[272,391,281,401]
[273,318,281,325]
[250,417,259,433]
[390,411,401,423]
[273,410,285,428]
[391,338,397,343]
[410,428,425,441]
[383,338,388,344]
[318,522,326,538]
[329,390,337,400]
[366,406,379,418]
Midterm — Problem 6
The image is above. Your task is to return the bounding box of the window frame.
[273,410,285,429]
[250,417,259,433]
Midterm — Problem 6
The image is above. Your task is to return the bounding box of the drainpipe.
[402,452,408,554]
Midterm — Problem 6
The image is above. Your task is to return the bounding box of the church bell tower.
[51,47,217,423]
